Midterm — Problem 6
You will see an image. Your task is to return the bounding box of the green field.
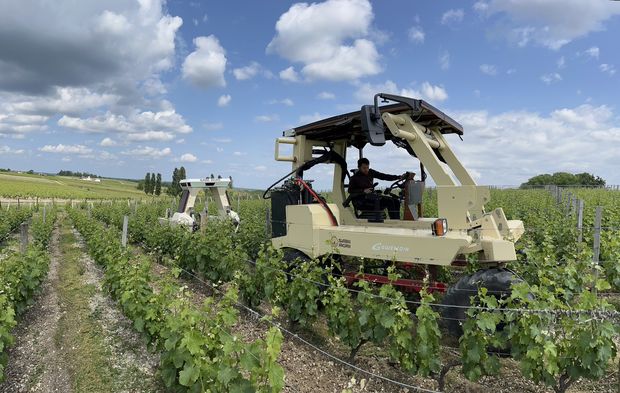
[0,172,148,199]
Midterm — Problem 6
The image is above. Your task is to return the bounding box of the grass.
[55,217,117,392]
[55,216,166,392]
[0,172,148,199]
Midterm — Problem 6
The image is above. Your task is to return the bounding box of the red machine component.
[343,271,447,294]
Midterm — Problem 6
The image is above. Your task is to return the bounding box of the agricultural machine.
[159,176,240,232]
[264,93,525,334]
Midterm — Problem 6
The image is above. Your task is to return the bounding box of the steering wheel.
[384,176,408,196]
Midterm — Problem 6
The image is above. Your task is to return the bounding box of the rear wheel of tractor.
[440,267,523,337]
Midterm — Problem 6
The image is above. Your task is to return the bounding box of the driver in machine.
[348,158,409,219]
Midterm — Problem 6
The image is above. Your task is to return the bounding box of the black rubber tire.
[440,267,523,337]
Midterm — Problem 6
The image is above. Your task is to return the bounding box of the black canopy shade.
[290,100,463,144]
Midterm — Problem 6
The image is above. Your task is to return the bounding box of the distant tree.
[27,169,34,174]
[168,168,178,196]
[228,176,233,189]
[150,173,156,195]
[168,167,185,197]
[137,181,144,191]
[210,173,215,179]
[155,173,162,196]
[144,172,151,195]
[521,172,606,188]
[217,174,222,179]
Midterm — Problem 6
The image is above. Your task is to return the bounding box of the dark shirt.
[348,169,400,194]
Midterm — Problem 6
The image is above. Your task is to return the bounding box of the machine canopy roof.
[290,99,463,144]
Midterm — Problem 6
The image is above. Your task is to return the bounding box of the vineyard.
[0,186,619,392]
[0,172,145,200]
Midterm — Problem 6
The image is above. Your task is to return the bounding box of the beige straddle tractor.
[263,93,525,334]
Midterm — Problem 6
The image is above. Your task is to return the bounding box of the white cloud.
[255,165,267,171]
[100,137,117,147]
[233,151,246,156]
[0,1,182,94]
[475,1,620,50]
[267,0,381,81]
[584,46,600,59]
[233,62,263,80]
[317,91,335,100]
[540,73,562,84]
[557,56,566,69]
[212,138,232,143]
[269,98,294,106]
[506,68,516,75]
[448,104,620,184]
[0,145,25,154]
[182,35,227,89]
[355,80,448,103]
[408,26,425,44]
[417,82,448,102]
[299,113,323,124]
[473,2,488,13]
[39,144,92,154]
[279,66,300,82]
[255,115,279,123]
[217,94,232,107]
[121,146,171,159]
[0,2,190,143]
[124,131,174,142]
[439,51,450,70]
[58,109,192,141]
[179,153,197,162]
[480,64,498,76]
[600,64,617,76]
[203,122,224,131]
[441,9,464,25]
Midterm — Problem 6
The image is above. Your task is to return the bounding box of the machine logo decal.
[371,243,410,252]
[337,238,351,248]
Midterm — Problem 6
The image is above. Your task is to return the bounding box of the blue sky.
[0,0,619,189]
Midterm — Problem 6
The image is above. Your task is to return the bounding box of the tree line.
[521,172,606,188]
[57,170,100,178]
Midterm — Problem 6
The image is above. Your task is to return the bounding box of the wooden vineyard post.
[165,208,170,218]
[576,199,584,243]
[43,205,47,224]
[121,215,129,248]
[20,222,28,254]
[200,212,207,234]
[592,206,602,294]
[265,207,271,237]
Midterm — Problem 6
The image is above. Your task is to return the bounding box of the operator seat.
[343,169,386,222]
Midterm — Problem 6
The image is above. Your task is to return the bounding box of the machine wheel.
[282,248,310,272]
[440,267,523,337]
[282,248,334,310]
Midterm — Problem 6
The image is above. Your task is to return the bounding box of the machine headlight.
[432,218,448,236]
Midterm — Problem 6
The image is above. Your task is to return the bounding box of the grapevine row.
[68,208,285,392]
[0,208,57,381]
